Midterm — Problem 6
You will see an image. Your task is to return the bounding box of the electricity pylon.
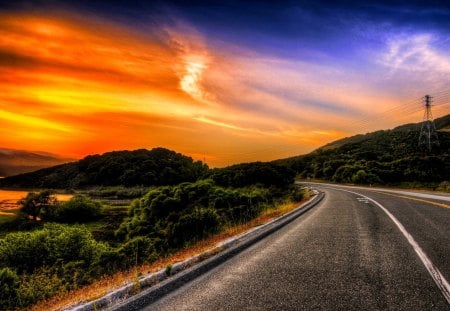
[418,95,439,151]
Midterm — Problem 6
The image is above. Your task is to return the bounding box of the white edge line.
[333,187,450,305]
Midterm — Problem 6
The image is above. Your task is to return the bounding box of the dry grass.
[28,197,308,311]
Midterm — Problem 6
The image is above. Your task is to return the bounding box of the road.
[142,185,450,310]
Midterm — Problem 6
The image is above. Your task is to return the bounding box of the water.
[0,190,72,211]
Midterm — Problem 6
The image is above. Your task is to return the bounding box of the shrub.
[351,170,381,184]
[0,267,19,309]
[333,165,360,183]
[53,195,102,223]
[290,188,305,202]
[16,266,65,307]
[437,181,450,192]
[117,180,273,246]
[170,208,221,246]
[117,237,161,267]
[0,224,113,308]
[0,223,108,274]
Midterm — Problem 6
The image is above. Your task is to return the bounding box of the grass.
[26,196,310,311]
[82,205,129,243]
[0,208,19,224]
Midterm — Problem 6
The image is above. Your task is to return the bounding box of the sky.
[1,0,450,167]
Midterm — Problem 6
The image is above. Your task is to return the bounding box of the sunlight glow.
[180,57,207,100]
[1,10,446,167]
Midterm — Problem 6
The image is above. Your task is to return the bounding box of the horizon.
[2,111,449,171]
[1,1,450,167]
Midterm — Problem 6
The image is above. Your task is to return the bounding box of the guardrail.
[69,191,324,311]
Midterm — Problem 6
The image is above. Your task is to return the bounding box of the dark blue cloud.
[154,1,450,65]
[2,0,449,64]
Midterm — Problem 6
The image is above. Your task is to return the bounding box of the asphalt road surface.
[144,185,450,310]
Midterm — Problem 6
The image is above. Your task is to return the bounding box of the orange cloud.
[1,10,436,167]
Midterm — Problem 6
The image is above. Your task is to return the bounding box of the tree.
[18,190,57,221]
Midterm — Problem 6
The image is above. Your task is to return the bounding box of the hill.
[275,114,450,185]
[0,149,73,177]
[0,148,208,188]
[318,114,450,151]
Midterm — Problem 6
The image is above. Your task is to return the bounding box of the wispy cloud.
[381,33,450,74]
[1,7,448,166]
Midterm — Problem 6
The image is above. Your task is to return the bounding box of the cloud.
[2,8,445,166]
[381,33,450,74]
[164,23,214,104]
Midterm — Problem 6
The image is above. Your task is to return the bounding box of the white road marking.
[334,187,450,304]
[303,182,450,202]
[356,197,369,204]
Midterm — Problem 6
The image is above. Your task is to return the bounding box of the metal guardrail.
[68,191,324,311]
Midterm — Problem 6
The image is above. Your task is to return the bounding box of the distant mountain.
[275,114,450,185]
[0,148,208,189]
[0,148,74,177]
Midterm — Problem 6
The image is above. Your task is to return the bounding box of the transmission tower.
[418,95,439,151]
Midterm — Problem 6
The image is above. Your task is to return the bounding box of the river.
[0,189,72,211]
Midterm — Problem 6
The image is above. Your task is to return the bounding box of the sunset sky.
[1,1,450,167]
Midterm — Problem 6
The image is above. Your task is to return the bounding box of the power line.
[344,88,450,133]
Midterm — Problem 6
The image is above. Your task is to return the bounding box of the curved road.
[143,185,450,310]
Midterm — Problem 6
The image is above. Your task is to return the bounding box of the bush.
[0,223,108,274]
[290,188,305,202]
[117,180,273,246]
[170,208,221,246]
[52,195,102,223]
[0,224,112,308]
[351,170,381,185]
[16,266,65,307]
[117,237,160,267]
[437,181,450,192]
[0,267,19,309]
[333,165,360,183]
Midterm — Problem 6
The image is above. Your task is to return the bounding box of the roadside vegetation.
[1,116,448,309]
[0,159,307,310]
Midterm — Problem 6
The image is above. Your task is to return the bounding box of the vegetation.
[0,224,112,308]
[210,162,295,188]
[0,116,448,309]
[17,192,102,224]
[85,186,150,199]
[17,190,57,221]
[275,114,450,188]
[51,195,102,223]
[117,180,278,248]
[0,148,208,189]
[0,161,300,309]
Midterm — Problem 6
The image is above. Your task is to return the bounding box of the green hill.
[0,148,208,189]
[2,115,449,189]
[275,114,450,185]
